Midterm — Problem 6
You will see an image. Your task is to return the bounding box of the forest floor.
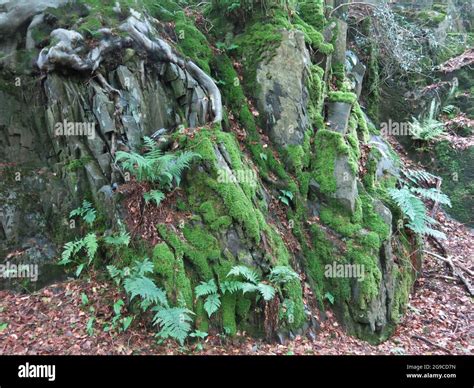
[0,136,473,355]
[0,214,472,355]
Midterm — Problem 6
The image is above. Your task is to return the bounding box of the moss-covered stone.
[152,242,193,308]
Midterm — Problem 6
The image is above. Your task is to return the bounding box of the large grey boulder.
[255,29,311,146]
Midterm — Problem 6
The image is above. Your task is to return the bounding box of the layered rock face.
[0,0,419,343]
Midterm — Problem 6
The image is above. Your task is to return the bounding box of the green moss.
[235,22,284,96]
[320,206,362,237]
[195,298,209,332]
[208,177,262,243]
[175,17,213,74]
[183,225,220,260]
[417,10,446,26]
[353,102,370,143]
[187,128,218,164]
[212,54,292,184]
[64,156,93,172]
[327,91,357,104]
[214,259,237,335]
[346,242,382,308]
[283,280,306,329]
[360,193,390,241]
[298,0,326,32]
[307,64,326,129]
[311,129,353,195]
[331,63,345,89]
[152,242,193,308]
[157,224,214,280]
[391,260,413,323]
[359,231,381,251]
[292,14,333,54]
[235,295,252,319]
[284,131,311,175]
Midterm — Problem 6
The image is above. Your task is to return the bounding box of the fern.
[389,188,446,238]
[59,240,82,265]
[104,230,131,247]
[143,190,165,207]
[195,279,221,317]
[268,266,299,285]
[59,233,98,268]
[256,283,275,301]
[226,265,276,302]
[402,169,438,186]
[152,307,194,345]
[69,200,97,226]
[411,187,452,207]
[195,279,218,297]
[116,137,200,188]
[124,276,168,310]
[131,258,154,277]
[389,188,426,222]
[115,150,152,182]
[220,280,243,294]
[203,294,221,317]
[165,151,201,187]
[441,104,457,117]
[409,117,446,141]
[83,233,98,265]
[227,265,260,284]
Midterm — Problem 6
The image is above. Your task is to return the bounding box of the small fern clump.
[195,279,220,317]
[408,100,446,142]
[69,200,97,227]
[195,265,299,319]
[60,203,131,276]
[59,232,98,276]
[389,168,451,239]
[107,258,195,345]
[115,136,200,207]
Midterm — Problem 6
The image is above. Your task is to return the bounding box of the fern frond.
[115,150,153,182]
[227,265,260,284]
[59,241,81,265]
[220,280,243,294]
[143,190,165,207]
[124,276,168,309]
[131,258,154,277]
[69,200,96,226]
[165,151,200,187]
[195,279,218,297]
[104,230,131,247]
[389,188,426,221]
[240,282,259,294]
[203,294,221,317]
[411,187,452,207]
[257,283,276,301]
[423,227,447,240]
[268,266,299,285]
[83,232,98,264]
[153,307,194,345]
[403,169,439,185]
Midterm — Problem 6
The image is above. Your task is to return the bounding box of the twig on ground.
[412,335,452,354]
[424,250,474,296]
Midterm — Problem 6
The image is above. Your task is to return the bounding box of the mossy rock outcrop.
[0,0,419,344]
